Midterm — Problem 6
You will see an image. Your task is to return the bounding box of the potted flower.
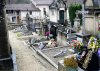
[64,56,78,71]
[71,40,83,53]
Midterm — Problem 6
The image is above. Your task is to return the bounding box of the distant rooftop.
[50,0,83,9]
[66,0,83,6]
[6,4,40,11]
[33,0,54,6]
[6,0,30,4]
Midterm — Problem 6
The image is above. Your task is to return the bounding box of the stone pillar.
[0,0,11,59]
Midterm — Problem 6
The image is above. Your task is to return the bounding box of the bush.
[69,3,82,26]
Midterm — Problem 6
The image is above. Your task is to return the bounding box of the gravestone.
[74,14,80,29]
[75,4,91,45]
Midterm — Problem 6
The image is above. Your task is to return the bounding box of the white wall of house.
[49,9,58,22]
[20,11,40,21]
[36,5,50,19]
[6,14,17,24]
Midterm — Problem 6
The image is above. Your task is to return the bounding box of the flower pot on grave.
[64,56,78,71]
[74,46,83,53]
[65,66,78,71]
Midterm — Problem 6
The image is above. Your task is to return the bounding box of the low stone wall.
[7,24,22,30]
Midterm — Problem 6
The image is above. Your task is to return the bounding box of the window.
[29,11,32,15]
[6,10,9,14]
[52,10,54,15]
[12,16,16,22]
[6,10,12,14]
[43,8,46,15]
[16,10,20,15]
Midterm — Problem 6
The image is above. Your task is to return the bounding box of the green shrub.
[69,3,82,26]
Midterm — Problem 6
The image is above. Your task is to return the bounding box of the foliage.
[64,56,78,68]
[70,40,83,52]
[69,3,82,26]
[97,39,100,48]
[88,36,100,52]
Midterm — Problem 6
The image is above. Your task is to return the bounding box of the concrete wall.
[49,9,58,22]
[6,14,17,24]
[85,15,99,34]
[57,32,67,46]
[57,32,62,45]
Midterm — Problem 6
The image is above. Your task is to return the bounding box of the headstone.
[77,4,88,34]
[74,15,80,28]
[38,42,45,49]
[75,4,91,45]
[75,33,91,46]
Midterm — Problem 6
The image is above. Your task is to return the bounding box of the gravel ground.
[8,31,57,71]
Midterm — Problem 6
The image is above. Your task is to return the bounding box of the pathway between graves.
[8,31,57,71]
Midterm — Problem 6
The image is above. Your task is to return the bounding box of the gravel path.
[9,31,57,71]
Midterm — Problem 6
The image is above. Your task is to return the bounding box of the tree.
[69,3,82,26]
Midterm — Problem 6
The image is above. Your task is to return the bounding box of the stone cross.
[77,4,88,34]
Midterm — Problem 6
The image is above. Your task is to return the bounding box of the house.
[55,0,83,45]
[31,0,53,20]
[31,0,58,36]
[49,0,83,25]
[83,0,100,34]
[6,3,40,24]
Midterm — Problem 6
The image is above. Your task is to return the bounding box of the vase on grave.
[64,56,78,71]
[71,40,84,53]
[75,33,91,46]
[65,66,78,71]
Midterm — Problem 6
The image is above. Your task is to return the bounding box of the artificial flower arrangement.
[88,36,100,50]
[64,55,78,71]
[70,40,83,52]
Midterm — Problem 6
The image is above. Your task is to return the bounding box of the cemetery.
[0,0,100,71]
[11,0,100,71]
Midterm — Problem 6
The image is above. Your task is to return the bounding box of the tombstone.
[74,14,80,28]
[26,12,31,31]
[75,4,91,45]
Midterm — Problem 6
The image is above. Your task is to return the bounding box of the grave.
[75,4,91,45]
[37,46,74,68]
[13,12,34,37]
[73,14,81,32]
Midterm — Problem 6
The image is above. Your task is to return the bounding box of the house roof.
[84,0,100,9]
[33,0,54,6]
[66,0,83,6]
[6,0,30,4]
[49,0,57,9]
[94,0,100,7]
[49,0,83,9]
[6,4,40,11]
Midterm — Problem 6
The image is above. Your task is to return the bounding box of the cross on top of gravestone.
[77,4,89,34]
